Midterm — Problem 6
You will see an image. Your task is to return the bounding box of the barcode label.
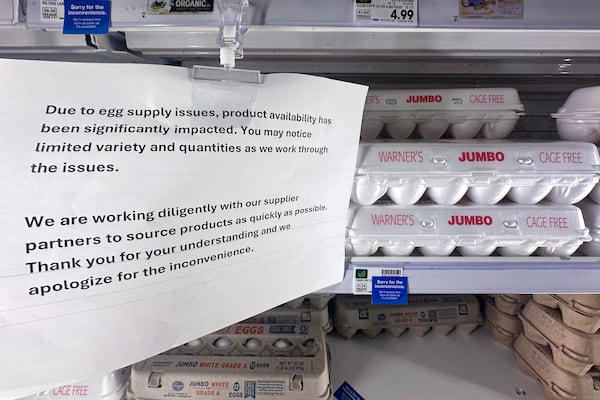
[40,0,64,21]
[382,269,402,275]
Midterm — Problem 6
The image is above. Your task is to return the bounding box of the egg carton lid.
[519,300,600,376]
[513,334,600,400]
[334,294,482,327]
[493,294,532,315]
[127,352,330,400]
[356,141,600,177]
[485,297,523,334]
[347,203,590,245]
[365,88,524,112]
[285,293,335,310]
[533,295,600,334]
[242,304,332,333]
[553,87,600,117]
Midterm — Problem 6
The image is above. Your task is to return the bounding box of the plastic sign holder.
[192,0,262,84]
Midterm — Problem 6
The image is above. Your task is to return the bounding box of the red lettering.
[539,152,561,163]
[371,214,415,226]
[53,386,71,396]
[562,152,583,164]
[365,95,380,105]
[469,94,487,104]
[378,151,424,163]
[458,151,505,162]
[234,325,265,335]
[526,216,547,228]
[406,95,443,103]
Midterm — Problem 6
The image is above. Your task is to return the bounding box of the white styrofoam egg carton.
[362,88,524,140]
[18,368,130,400]
[127,323,330,400]
[576,200,600,256]
[346,203,590,257]
[553,87,600,143]
[334,294,482,339]
[352,141,600,206]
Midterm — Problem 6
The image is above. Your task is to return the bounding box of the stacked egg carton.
[242,294,334,334]
[510,295,600,400]
[553,87,600,257]
[333,294,483,339]
[126,322,332,400]
[347,88,598,257]
[485,294,531,346]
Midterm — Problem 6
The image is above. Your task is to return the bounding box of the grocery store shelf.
[0,27,140,62]
[121,27,600,75]
[328,326,544,400]
[321,257,600,294]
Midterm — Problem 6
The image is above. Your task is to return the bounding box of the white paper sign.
[0,59,367,399]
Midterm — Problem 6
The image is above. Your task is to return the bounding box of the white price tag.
[352,266,404,295]
[355,0,417,25]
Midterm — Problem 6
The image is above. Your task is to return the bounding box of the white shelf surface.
[321,257,600,294]
[328,326,544,400]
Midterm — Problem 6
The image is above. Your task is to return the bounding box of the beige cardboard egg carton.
[485,297,523,346]
[519,300,600,376]
[493,294,532,315]
[513,334,600,400]
[534,295,600,334]
[334,294,482,339]
[127,324,331,400]
[242,302,332,333]
[286,294,334,310]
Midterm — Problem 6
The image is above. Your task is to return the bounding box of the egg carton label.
[519,300,600,376]
[352,141,600,206]
[147,0,213,14]
[346,203,590,257]
[242,303,332,333]
[128,324,330,400]
[533,295,600,334]
[459,0,523,20]
[334,294,482,339]
[361,88,524,139]
[512,334,600,400]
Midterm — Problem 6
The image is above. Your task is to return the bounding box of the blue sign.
[371,276,408,305]
[334,381,366,400]
[63,0,110,34]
